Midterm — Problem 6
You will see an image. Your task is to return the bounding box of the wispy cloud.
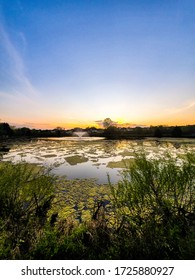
[7,122,54,129]
[0,17,41,125]
[168,100,195,115]
[0,20,37,97]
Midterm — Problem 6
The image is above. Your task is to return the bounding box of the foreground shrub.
[0,162,55,259]
[110,152,195,259]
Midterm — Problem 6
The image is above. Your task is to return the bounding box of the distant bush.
[104,126,121,139]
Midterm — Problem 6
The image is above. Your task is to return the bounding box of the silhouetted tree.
[103,118,114,129]
[133,127,144,137]
[104,126,121,139]
[154,128,163,138]
[0,123,13,137]
[172,126,182,137]
[19,127,31,137]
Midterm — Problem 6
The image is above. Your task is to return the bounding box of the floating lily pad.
[107,158,134,168]
[42,154,57,158]
[92,163,101,166]
[119,150,134,157]
[34,156,45,161]
[65,155,89,165]
[50,177,113,222]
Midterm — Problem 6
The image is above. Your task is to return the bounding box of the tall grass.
[0,162,55,259]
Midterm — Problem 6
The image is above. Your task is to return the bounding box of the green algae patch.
[65,155,88,165]
[34,156,45,161]
[51,178,113,222]
[118,150,134,157]
[42,154,57,158]
[107,158,134,168]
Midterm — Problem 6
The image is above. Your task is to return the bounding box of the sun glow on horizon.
[4,115,194,131]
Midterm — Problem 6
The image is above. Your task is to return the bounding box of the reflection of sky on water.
[52,160,122,184]
[2,138,195,184]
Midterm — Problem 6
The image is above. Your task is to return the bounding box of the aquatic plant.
[65,155,89,165]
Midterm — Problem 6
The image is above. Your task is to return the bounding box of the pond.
[1,137,195,184]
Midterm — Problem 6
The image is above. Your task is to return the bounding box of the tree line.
[0,122,195,140]
[103,124,195,139]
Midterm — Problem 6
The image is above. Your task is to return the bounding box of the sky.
[0,0,195,129]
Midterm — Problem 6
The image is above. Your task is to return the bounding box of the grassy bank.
[0,152,194,259]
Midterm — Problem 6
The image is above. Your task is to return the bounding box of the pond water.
[1,137,195,184]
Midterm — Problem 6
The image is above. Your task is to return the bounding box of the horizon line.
[1,121,195,131]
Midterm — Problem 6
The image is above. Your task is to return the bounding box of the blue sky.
[0,0,195,129]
